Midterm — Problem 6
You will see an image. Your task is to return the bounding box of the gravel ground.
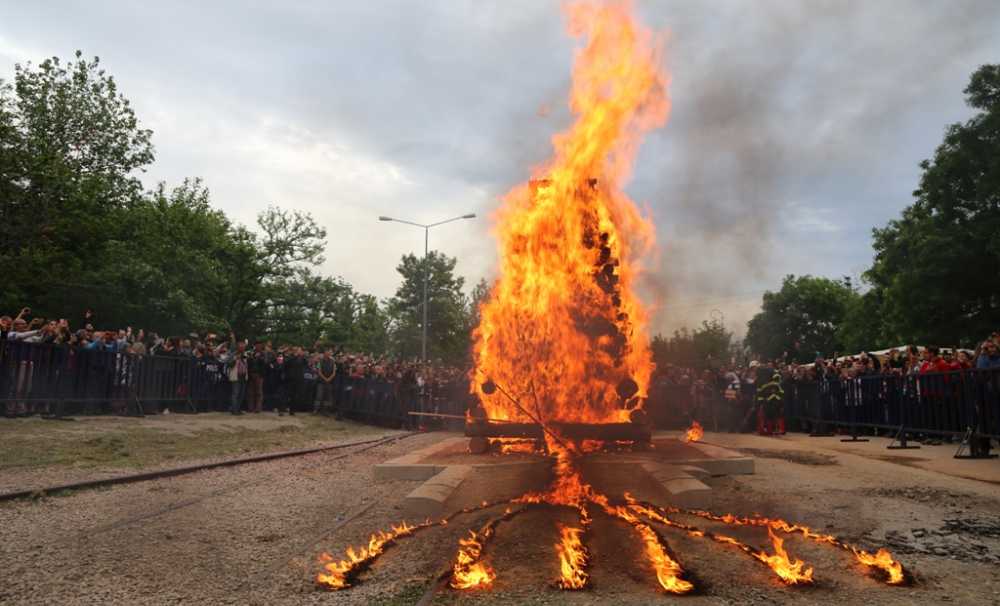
[2,431,999,605]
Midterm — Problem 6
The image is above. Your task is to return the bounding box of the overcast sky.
[2,1,999,336]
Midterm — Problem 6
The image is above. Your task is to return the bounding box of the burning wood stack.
[313,2,912,598]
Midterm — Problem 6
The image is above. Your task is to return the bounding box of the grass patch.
[0,415,383,472]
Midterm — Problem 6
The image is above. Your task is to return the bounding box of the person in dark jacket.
[246,342,268,413]
[283,347,307,415]
[756,367,785,436]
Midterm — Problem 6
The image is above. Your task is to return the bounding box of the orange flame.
[627,499,811,585]
[555,524,590,589]
[684,420,704,443]
[489,437,539,454]
[589,491,693,594]
[450,530,497,590]
[854,548,906,585]
[472,0,669,426]
[756,527,814,585]
[316,521,418,590]
[682,508,907,585]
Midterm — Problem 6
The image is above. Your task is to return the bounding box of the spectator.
[246,341,267,414]
[222,335,248,415]
[977,340,1000,369]
[284,346,306,415]
[315,349,337,416]
[919,346,949,374]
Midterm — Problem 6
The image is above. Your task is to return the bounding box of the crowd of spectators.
[3,305,998,446]
[652,331,1000,439]
[0,306,466,419]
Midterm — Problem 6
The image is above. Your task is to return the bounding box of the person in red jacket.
[918,346,950,374]
[941,349,964,372]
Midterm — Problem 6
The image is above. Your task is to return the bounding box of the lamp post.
[379,213,476,362]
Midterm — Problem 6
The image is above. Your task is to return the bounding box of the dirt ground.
[1,430,999,605]
[0,413,383,494]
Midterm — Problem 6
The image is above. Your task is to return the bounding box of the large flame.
[472,0,669,425]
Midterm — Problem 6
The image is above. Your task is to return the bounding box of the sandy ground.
[1,430,999,605]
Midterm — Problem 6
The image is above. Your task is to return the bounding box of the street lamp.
[379,213,477,362]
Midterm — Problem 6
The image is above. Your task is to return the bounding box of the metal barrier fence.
[0,340,467,427]
[5,339,997,451]
[783,368,1000,456]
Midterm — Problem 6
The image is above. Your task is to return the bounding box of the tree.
[217,206,327,336]
[651,319,733,370]
[745,275,858,362]
[837,287,888,353]
[0,51,154,316]
[96,178,234,333]
[386,251,470,362]
[0,49,398,349]
[348,293,390,354]
[863,64,1000,346]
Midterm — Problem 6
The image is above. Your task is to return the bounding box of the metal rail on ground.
[0,431,418,502]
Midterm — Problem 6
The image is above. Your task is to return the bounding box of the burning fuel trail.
[627,499,814,584]
[635,499,907,585]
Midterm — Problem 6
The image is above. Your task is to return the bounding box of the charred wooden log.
[465,420,651,443]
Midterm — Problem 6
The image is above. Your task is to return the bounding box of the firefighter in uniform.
[756,366,785,435]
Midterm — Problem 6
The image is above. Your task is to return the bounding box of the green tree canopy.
[651,318,733,370]
[0,52,154,315]
[862,64,1000,347]
[745,275,858,363]
[387,251,470,363]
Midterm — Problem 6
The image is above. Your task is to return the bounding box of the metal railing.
[783,368,1000,445]
[0,340,468,427]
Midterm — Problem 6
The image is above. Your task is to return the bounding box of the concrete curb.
[685,441,755,476]
[373,436,469,481]
[640,461,712,495]
[403,465,473,518]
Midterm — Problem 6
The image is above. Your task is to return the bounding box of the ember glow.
[471,0,668,425]
[489,437,539,454]
[684,420,704,443]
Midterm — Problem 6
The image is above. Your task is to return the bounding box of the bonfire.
[315,1,908,594]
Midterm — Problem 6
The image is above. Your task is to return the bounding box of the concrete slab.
[380,432,754,519]
[679,465,711,481]
[403,464,472,518]
[373,436,468,481]
[640,461,712,495]
[675,440,755,476]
